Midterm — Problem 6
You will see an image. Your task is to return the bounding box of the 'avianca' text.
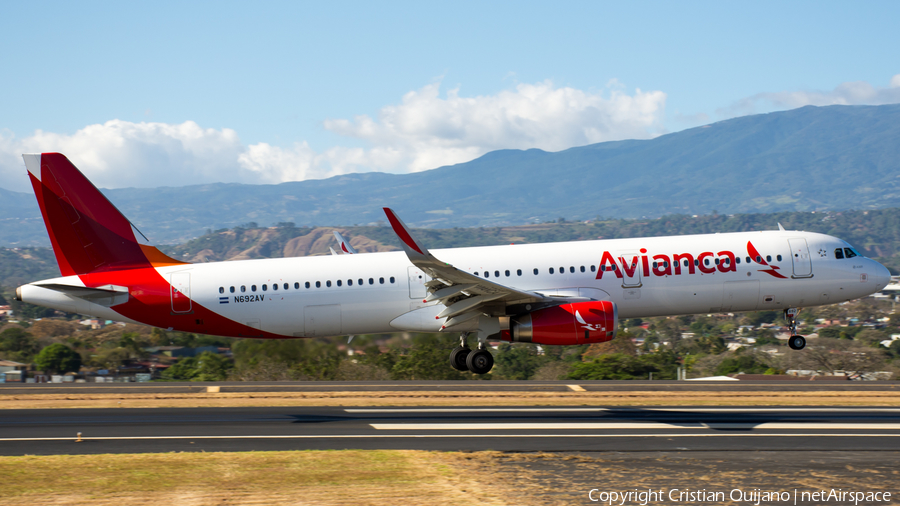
[596,248,738,279]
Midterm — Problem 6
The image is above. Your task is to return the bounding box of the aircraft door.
[408,266,430,299]
[170,272,192,313]
[788,238,813,278]
[616,252,642,288]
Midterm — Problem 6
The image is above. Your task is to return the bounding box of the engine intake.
[506,301,618,346]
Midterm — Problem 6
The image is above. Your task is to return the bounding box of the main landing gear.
[449,332,494,375]
[785,308,806,350]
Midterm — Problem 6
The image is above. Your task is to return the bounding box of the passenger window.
[746,257,751,263]
[358,279,363,285]
[652,262,657,269]
[505,270,510,277]
[704,259,710,266]
[766,255,771,262]
[316,281,321,288]
[569,266,575,273]
[305,282,310,288]
[218,287,224,294]
[756,256,762,263]
[251,285,257,292]
[390,277,395,283]
[694,259,699,266]
[336,280,342,287]
[844,248,857,258]
[272,284,277,291]
[560,267,564,274]
[230,286,235,293]
[348,279,353,286]
[714,258,719,265]
[533,268,539,275]
[549,267,555,274]
[294,282,300,289]
[369,278,374,285]
[590,265,596,272]
[262,284,268,291]
[580,266,585,273]
[494,270,500,278]
[736,257,741,264]
[484,271,490,278]
[776,255,782,262]
[517,269,522,276]
[284,283,289,290]
[326,280,332,287]
[379,277,385,284]
[241,286,246,293]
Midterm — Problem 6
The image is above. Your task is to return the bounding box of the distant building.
[0,360,28,383]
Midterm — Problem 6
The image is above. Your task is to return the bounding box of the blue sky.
[1,1,898,191]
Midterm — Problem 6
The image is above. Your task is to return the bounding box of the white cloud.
[320,80,667,173]
[0,120,245,191]
[0,81,667,191]
[720,74,900,118]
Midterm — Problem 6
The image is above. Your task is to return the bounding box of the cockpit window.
[834,248,844,259]
[844,247,858,258]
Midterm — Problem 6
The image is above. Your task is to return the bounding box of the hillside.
[1,104,899,247]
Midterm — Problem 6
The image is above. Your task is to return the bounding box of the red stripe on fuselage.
[80,267,287,339]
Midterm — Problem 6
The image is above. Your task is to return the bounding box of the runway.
[2,405,900,455]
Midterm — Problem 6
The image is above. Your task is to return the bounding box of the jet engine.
[505,300,618,346]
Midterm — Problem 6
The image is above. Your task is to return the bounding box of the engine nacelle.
[505,301,618,346]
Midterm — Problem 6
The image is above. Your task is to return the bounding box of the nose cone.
[872,261,892,291]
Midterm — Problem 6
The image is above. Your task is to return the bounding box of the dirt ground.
[2,390,900,409]
[2,450,897,505]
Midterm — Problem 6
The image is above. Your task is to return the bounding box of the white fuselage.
[21,230,891,337]
[155,230,889,337]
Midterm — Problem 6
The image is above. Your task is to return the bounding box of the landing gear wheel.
[466,348,494,375]
[788,335,806,350]
[449,346,471,371]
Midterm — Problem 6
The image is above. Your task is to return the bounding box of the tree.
[567,353,661,380]
[162,352,232,381]
[34,344,82,374]
[390,337,467,380]
[0,327,40,362]
[493,343,544,380]
[715,353,770,376]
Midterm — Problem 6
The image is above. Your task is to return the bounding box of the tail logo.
[747,241,788,279]
[575,310,605,332]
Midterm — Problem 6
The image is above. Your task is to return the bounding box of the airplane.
[15,153,892,374]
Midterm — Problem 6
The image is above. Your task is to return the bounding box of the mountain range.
[1,103,898,247]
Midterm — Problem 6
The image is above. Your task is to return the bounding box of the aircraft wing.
[383,208,550,329]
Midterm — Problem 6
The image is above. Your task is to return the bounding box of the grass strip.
[2,390,900,409]
[0,450,538,505]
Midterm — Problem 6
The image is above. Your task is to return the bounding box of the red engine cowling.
[505,301,618,346]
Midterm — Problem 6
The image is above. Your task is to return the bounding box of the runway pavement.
[2,405,900,455]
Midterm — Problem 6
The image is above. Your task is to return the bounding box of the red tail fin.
[23,153,185,276]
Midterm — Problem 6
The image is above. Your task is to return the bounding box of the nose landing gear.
[785,308,806,350]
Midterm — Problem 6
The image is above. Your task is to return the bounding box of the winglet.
[383,208,428,257]
[333,230,358,254]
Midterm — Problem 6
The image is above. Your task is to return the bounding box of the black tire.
[466,349,494,374]
[788,335,806,350]
[449,346,471,371]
